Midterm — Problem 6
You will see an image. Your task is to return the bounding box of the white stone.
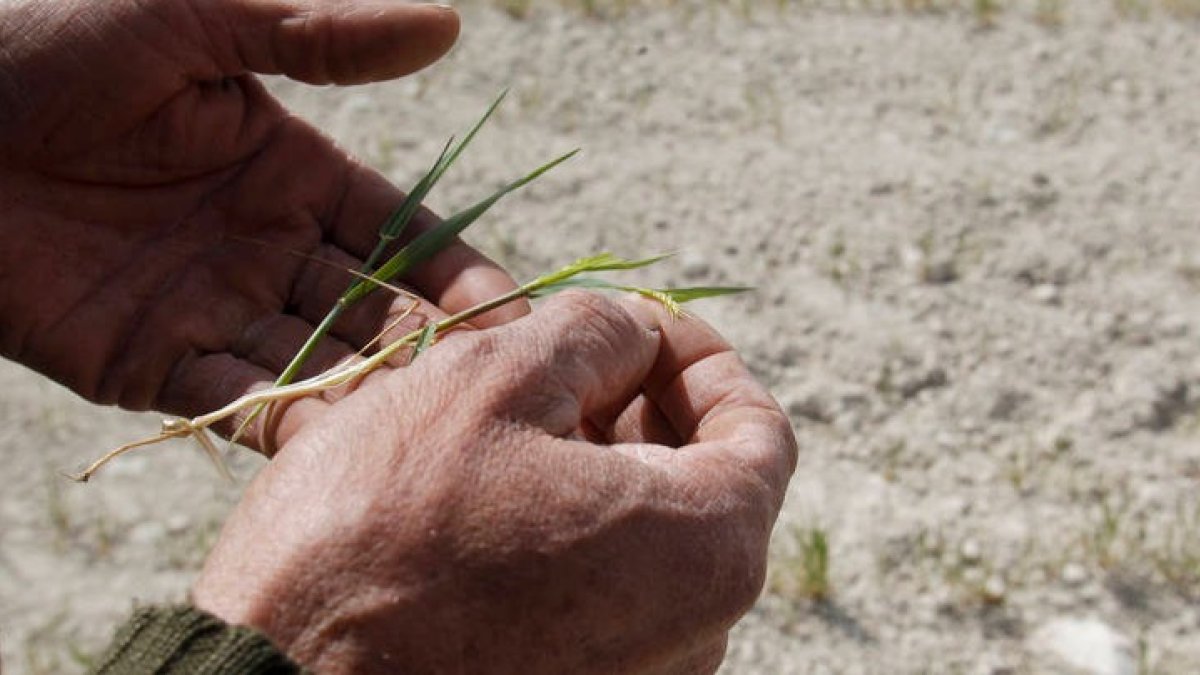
[1027,617,1135,675]
[128,521,166,545]
[981,575,1007,604]
[165,514,192,535]
[959,539,983,564]
[1060,563,1088,587]
[679,251,711,279]
[1031,283,1061,305]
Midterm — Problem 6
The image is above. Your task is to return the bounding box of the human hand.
[0,0,524,444]
[191,291,798,674]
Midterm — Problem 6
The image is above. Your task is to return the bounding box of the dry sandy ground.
[2,2,1199,673]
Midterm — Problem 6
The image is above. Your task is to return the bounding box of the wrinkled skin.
[194,292,798,675]
[0,0,524,446]
[0,1,799,672]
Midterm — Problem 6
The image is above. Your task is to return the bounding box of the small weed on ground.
[770,524,832,603]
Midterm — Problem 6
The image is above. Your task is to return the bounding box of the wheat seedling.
[232,92,516,441]
[70,253,746,481]
[69,93,748,482]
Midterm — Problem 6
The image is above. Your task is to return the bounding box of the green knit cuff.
[94,605,302,674]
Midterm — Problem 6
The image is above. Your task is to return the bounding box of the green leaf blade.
[346,148,579,304]
[658,286,753,304]
[528,277,623,298]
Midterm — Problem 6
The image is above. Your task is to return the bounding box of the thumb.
[216,1,460,84]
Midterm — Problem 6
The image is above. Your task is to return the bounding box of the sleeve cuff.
[94,604,303,674]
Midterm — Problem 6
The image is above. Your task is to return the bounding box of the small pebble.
[166,514,192,535]
[981,575,1007,604]
[1060,563,1088,587]
[960,539,983,565]
[679,252,711,280]
[128,521,166,545]
[1160,314,1189,337]
[921,258,959,284]
[1031,283,1060,305]
[1028,617,1134,675]
[784,393,829,424]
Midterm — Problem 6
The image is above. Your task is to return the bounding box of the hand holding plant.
[192,291,798,675]
[0,1,800,671]
[0,0,519,448]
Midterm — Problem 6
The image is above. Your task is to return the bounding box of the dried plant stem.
[68,276,536,482]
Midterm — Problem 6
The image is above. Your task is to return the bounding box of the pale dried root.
[66,419,195,483]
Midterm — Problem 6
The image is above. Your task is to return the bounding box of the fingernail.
[619,294,662,333]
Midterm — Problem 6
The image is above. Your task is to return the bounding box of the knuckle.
[683,479,777,621]
[746,407,800,506]
[551,289,617,321]
[711,543,769,624]
[425,331,531,411]
[275,10,333,83]
[700,518,769,609]
[674,531,766,630]
[548,290,638,346]
[431,329,502,373]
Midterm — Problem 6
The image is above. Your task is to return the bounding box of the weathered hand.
[0,0,524,443]
[192,292,798,674]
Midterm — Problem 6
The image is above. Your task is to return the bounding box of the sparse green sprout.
[1151,498,1200,599]
[1086,492,1131,570]
[1034,0,1067,26]
[1113,0,1151,19]
[770,525,832,603]
[972,0,1002,26]
[499,0,533,19]
[801,527,832,601]
[1161,0,1200,18]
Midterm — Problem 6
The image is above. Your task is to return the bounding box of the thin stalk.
[234,145,576,443]
[191,283,534,434]
[276,304,343,385]
[71,252,746,482]
[274,92,509,388]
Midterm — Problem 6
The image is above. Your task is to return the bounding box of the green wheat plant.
[69,92,748,482]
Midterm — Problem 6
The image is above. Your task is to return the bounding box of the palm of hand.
[0,0,506,442]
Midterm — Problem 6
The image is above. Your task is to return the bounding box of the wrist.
[95,604,301,674]
[191,570,300,660]
[192,583,378,675]
[193,554,445,675]
[191,552,375,673]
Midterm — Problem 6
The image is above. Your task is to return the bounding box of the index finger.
[635,298,798,503]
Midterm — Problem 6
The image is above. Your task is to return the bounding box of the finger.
[233,313,356,378]
[605,393,683,447]
[249,306,471,454]
[158,347,375,457]
[156,316,419,458]
[157,351,292,451]
[658,636,728,675]
[325,164,531,327]
[212,117,525,327]
[211,0,461,85]
[463,291,660,437]
[632,298,798,501]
